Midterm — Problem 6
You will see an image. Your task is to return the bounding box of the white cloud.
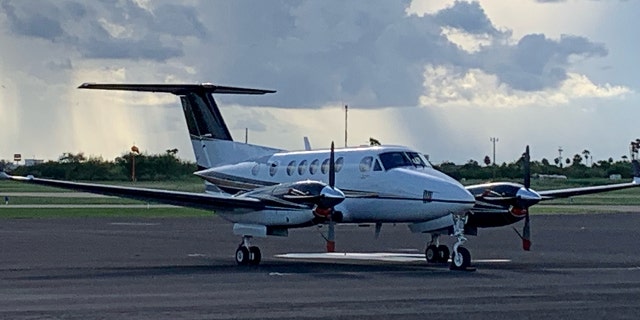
[419,65,631,108]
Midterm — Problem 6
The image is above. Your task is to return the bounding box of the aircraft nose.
[437,180,476,211]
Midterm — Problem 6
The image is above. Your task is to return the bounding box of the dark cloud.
[434,1,500,35]
[1,1,65,40]
[0,0,208,61]
[0,0,610,108]
[476,33,607,91]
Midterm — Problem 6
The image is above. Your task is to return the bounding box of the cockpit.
[378,151,431,170]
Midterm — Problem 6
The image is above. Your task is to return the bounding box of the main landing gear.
[235,236,261,266]
[425,234,449,263]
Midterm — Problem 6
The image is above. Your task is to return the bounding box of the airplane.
[3,82,639,271]
[1,82,478,270]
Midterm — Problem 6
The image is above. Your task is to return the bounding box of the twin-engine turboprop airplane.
[1,82,478,270]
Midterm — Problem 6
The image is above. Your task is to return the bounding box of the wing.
[538,179,640,200]
[1,172,273,213]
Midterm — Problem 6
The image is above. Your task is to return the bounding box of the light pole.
[490,137,499,165]
[131,145,140,182]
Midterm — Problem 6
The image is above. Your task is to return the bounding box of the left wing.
[539,160,640,200]
[538,179,640,200]
[0,172,303,213]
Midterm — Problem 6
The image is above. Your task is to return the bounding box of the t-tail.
[78,83,283,170]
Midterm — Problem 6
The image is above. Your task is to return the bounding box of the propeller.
[513,145,538,251]
[326,142,337,252]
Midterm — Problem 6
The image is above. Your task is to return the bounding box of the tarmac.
[1,213,640,319]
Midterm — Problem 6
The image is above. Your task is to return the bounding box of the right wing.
[0,172,291,213]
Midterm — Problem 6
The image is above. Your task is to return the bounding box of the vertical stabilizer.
[79,83,283,169]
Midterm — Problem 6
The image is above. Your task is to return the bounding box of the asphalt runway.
[2,213,640,319]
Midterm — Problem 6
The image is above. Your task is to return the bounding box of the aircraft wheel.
[437,245,450,263]
[249,246,262,265]
[235,246,250,265]
[425,245,438,263]
[450,247,471,270]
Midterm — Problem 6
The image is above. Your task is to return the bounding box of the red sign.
[13,154,21,162]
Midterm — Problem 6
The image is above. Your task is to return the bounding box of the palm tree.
[582,149,591,166]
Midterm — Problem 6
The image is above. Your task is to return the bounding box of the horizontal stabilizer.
[78,83,276,95]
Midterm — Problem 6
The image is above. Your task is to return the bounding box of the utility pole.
[344,105,348,148]
[245,128,248,144]
[490,137,499,165]
[558,146,563,168]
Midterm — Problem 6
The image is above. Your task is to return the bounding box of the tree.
[483,155,491,166]
[565,158,571,166]
[58,152,86,163]
[572,154,583,166]
[166,148,179,156]
[582,149,590,166]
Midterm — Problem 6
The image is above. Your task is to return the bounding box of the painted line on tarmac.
[109,222,161,226]
[276,252,511,263]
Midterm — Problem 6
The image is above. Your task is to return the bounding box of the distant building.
[24,159,44,166]
[537,174,568,180]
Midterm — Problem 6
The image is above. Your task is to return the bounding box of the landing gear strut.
[235,236,261,266]
[425,234,449,263]
[449,213,473,271]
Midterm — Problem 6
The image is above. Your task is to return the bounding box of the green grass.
[0,197,145,205]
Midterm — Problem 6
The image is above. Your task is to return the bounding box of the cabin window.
[309,159,320,174]
[286,160,297,176]
[359,156,373,172]
[251,163,260,176]
[298,160,308,175]
[269,161,279,176]
[335,157,344,172]
[321,159,330,174]
[373,159,383,171]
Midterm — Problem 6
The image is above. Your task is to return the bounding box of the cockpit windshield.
[406,152,428,168]
[379,151,432,170]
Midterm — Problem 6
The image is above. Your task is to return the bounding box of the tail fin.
[79,83,283,169]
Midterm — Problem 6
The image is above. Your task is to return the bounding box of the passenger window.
[286,160,296,176]
[335,157,344,173]
[309,159,320,175]
[359,156,373,172]
[298,160,308,175]
[373,159,383,171]
[269,161,279,176]
[321,159,330,174]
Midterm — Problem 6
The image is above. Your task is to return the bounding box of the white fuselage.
[197,145,475,225]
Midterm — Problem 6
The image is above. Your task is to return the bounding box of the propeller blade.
[523,145,531,189]
[326,217,336,252]
[329,142,335,188]
[522,213,531,251]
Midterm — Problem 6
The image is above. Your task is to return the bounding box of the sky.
[1,0,639,165]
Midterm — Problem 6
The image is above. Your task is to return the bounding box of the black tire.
[235,246,250,265]
[437,245,450,263]
[425,245,438,263]
[249,246,262,265]
[450,247,471,270]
